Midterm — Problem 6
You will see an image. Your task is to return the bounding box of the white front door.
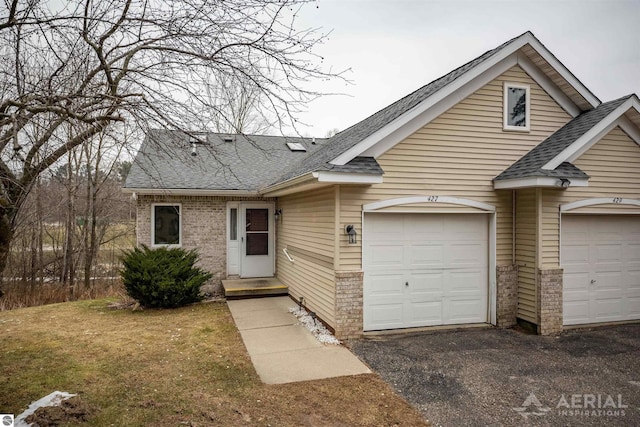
[239,203,275,278]
[363,213,489,331]
[562,215,640,325]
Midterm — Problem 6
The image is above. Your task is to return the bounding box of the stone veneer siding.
[537,268,563,336]
[496,264,518,328]
[136,195,273,294]
[334,271,364,340]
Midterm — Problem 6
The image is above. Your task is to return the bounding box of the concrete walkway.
[227,296,371,384]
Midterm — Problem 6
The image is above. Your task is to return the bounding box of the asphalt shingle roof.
[124,130,383,191]
[494,96,632,181]
[269,33,529,185]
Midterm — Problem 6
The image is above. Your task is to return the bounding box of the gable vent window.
[286,142,307,152]
[503,82,530,132]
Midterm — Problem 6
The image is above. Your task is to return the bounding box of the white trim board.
[331,32,596,166]
[363,195,496,212]
[543,96,640,170]
[560,197,640,212]
[494,176,589,190]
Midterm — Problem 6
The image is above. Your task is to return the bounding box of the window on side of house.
[152,204,181,246]
[503,82,530,131]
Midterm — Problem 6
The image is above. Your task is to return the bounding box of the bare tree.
[0,0,340,294]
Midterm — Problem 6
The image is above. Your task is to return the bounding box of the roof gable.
[268,32,601,187]
[494,95,640,188]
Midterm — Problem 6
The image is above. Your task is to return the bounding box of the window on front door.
[245,208,269,255]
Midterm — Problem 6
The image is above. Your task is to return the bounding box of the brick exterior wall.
[496,264,518,328]
[136,195,273,294]
[537,268,563,336]
[334,271,364,340]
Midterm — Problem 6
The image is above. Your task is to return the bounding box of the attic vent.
[286,142,306,152]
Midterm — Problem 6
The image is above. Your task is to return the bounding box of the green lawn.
[0,300,428,426]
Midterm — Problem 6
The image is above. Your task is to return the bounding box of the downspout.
[512,190,516,265]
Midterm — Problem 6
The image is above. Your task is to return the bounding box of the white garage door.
[562,215,640,325]
[363,213,489,331]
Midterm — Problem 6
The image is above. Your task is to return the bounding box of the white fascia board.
[619,115,640,146]
[543,98,640,170]
[331,32,596,166]
[122,187,259,196]
[258,172,316,195]
[524,35,600,109]
[358,54,518,160]
[493,177,589,190]
[330,42,525,166]
[311,171,383,184]
[516,52,581,117]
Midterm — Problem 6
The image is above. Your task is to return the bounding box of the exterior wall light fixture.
[559,178,571,188]
[345,225,357,244]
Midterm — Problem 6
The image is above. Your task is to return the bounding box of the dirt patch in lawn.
[25,396,94,426]
[0,299,427,426]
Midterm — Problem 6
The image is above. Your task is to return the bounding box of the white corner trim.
[503,81,531,131]
[493,177,589,190]
[543,97,640,170]
[560,197,640,212]
[363,195,496,212]
[311,171,383,184]
[516,52,581,117]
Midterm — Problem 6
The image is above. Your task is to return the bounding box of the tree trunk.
[0,209,14,298]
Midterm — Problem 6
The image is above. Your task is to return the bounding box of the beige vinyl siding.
[339,65,572,270]
[276,186,337,327]
[540,126,640,268]
[515,188,538,323]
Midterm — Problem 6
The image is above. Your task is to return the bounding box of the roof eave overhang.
[493,176,589,190]
[260,171,383,197]
[542,97,640,170]
[329,32,600,167]
[122,187,260,197]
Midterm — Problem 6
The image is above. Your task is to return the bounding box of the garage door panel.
[562,244,589,265]
[594,298,624,322]
[408,272,444,293]
[364,213,489,331]
[448,243,486,267]
[406,301,443,326]
[562,215,640,326]
[445,298,486,323]
[367,244,403,268]
[367,304,404,329]
[409,245,444,267]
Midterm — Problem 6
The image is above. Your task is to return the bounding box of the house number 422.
[612,197,623,204]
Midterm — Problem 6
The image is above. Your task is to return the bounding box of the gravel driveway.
[349,324,640,426]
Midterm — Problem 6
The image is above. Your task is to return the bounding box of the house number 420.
[612,197,623,204]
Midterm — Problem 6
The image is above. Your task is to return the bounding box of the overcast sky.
[294,0,640,137]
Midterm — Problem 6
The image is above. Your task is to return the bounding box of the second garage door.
[363,213,489,331]
[562,215,640,325]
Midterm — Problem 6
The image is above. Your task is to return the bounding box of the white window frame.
[503,82,530,132]
[151,203,182,247]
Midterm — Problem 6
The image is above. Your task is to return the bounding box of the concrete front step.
[222,277,288,299]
